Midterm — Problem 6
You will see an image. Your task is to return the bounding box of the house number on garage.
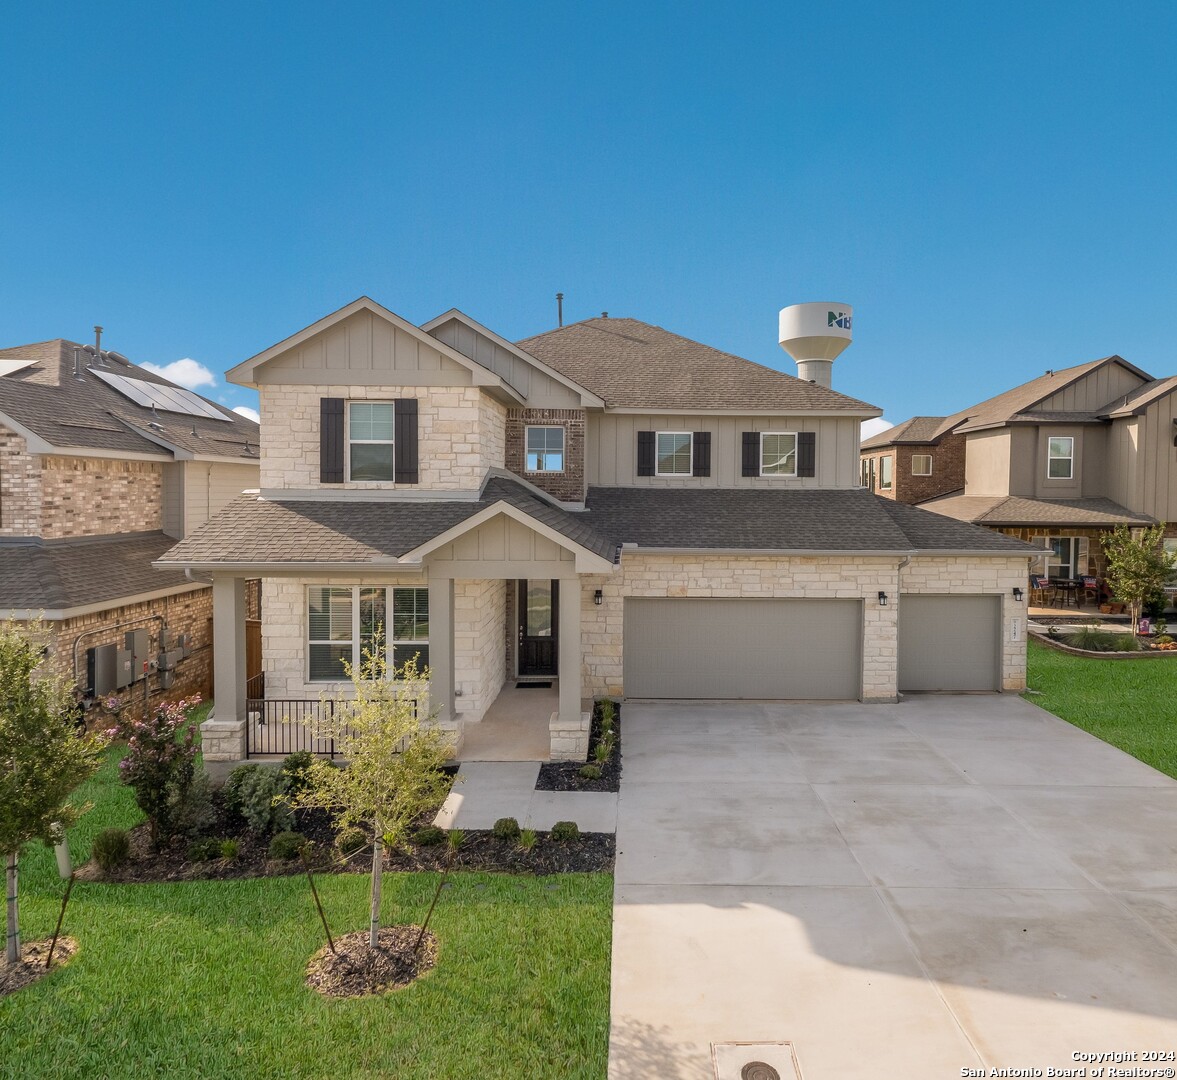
[1011,618,1021,642]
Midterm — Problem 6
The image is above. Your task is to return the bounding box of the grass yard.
[1026,636,1177,780]
[2,746,613,1080]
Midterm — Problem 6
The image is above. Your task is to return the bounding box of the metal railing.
[245,698,356,758]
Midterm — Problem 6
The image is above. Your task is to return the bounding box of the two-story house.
[866,357,1177,580]
[158,297,1037,763]
[0,334,261,705]
[860,417,967,503]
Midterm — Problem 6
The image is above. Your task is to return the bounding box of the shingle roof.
[0,339,259,459]
[919,493,1154,527]
[516,318,880,413]
[0,532,197,612]
[1100,376,1177,418]
[860,416,957,449]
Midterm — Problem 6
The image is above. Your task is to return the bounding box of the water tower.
[778,302,853,388]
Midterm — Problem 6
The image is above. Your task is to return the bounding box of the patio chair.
[1029,575,1054,606]
[1081,576,1101,607]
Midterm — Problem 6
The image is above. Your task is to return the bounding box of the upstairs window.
[656,432,692,476]
[1047,436,1074,480]
[760,433,798,476]
[525,426,565,473]
[861,457,876,489]
[879,455,893,490]
[911,454,933,476]
[348,402,395,481]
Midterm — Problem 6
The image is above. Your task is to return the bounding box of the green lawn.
[1026,637,1177,779]
[3,746,612,1080]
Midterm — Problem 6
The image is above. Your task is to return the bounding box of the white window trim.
[524,425,565,474]
[307,585,428,682]
[759,431,798,478]
[911,454,933,476]
[1047,436,1074,480]
[654,431,693,477]
[879,454,893,490]
[347,401,395,483]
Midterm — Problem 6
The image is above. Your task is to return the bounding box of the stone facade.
[258,384,507,491]
[454,577,507,723]
[0,422,40,536]
[40,456,163,538]
[504,408,586,502]
[861,433,966,505]
[578,552,1029,700]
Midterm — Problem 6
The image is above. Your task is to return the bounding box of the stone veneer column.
[428,577,456,739]
[550,576,590,761]
[201,575,248,761]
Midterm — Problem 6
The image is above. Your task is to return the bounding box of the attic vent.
[742,1064,781,1080]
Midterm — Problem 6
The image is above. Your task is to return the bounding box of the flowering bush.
[109,696,203,847]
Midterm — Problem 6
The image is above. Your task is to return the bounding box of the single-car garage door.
[898,594,1001,693]
[623,597,862,699]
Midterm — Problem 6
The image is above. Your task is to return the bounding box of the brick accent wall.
[259,385,507,491]
[40,456,163,538]
[859,433,966,505]
[0,422,41,536]
[505,408,586,502]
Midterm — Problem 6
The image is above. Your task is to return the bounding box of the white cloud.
[232,406,260,423]
[861,417,894,440]
[140,358,217,391]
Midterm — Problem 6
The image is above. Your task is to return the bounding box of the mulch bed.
[305,926,438,998]
[384,831,614,874]
[536,700,622,793]
[0,938,78,998]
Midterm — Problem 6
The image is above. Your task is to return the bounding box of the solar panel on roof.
[90,368,231,421]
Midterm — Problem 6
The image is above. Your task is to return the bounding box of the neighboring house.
[0,335,261,705]
[157,297,1037,763]
[864,356,1177,580]
[860,416,966,504]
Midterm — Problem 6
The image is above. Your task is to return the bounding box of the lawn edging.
[1029,631,1177,660]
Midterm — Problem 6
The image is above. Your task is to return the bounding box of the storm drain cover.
[712,1042,801,1080]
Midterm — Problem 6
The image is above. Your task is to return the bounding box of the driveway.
[610,697,1177,1079]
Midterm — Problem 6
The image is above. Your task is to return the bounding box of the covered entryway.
[622,597,862,699]
[898,593,1000,692]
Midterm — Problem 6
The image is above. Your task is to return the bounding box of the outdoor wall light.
[877,591,888,606]
[594,589,603,606]
[1012,587,1024,601]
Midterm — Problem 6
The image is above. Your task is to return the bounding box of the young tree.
[0,621,104,965]
[293,642,453,949]
[1101,523,1177,635]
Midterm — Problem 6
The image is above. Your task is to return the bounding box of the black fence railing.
[245,698,356,759]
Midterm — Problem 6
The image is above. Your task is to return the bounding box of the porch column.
[428,576,456,736]
[202,574,248,761]
[551,576,590,761]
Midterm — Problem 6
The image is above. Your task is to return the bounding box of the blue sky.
[4,2,1176,432]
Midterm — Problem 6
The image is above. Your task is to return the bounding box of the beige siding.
[162,462,184,538]
[426,512,577,578]
[182,461,260,534]
[1079,426,1108,498]
[1007,427,1036,495]
[1138,393,1177,520]
[1037,363,1145,413]
[1033,425,1086,499]
[587,413,860,488]
[1106,417,1142,513]
[964,430,1012,495]
[255,309,472,386]
[430,318,583,408]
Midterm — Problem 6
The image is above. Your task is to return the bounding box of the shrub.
[492,816,521,841]
[92,828,131,872]
[280,751,316,795]
[593,740,613,763]
[1070,627,1117,651]
[578,764,602,780]
[168,767,214,838]
[336,826,368,855]
[518,828,537,851]
[232,766,292,836]
[187,837,222,862]
[447,828,464,851]
[269,831,308,860]
[413,825,446,847]
[550,820,579,842]
[1109,634,1142,652]
[599,699,616,726]
[1155,634,1174,645]
[219,838,240,860]
[223,763,264,813]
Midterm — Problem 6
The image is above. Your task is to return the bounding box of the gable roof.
[516,317,881,414]
[1100,376,1177,418]
[860,416,957,450]
[0,339,259,461]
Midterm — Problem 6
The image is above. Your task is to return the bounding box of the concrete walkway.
[610,697,1177,1079]
[434,761,618,832]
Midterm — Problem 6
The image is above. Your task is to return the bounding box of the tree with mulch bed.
[536,698,622,792]
[292,644,453,995]
[1,620,104,975]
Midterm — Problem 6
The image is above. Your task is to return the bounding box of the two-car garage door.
[623,597,862,699]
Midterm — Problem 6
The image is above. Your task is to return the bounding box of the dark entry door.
[518,580,559,677]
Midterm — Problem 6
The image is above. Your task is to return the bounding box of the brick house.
[866,357,1177,582]
[859,417,966,504]
[0,336,261,708]
[158,298,1037,763]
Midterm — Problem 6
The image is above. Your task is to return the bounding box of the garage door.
[898,594,1000,693]
[623,598,862,699]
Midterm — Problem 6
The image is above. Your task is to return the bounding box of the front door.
[518,580,559,677]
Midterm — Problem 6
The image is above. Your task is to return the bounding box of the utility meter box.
[87,643,119,697]
[116,648,134,688]
[125,629,150,683]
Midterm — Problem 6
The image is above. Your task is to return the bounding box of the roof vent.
[779,302,853,389]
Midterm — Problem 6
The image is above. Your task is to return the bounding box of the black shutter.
[637,431,656,476]
[797,431,816,477]
[692,431,711,477]
[741,431,760,477]
[320,398,344,484]
[394,398,419,484]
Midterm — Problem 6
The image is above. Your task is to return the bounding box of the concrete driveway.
[610,696,1177,1079]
